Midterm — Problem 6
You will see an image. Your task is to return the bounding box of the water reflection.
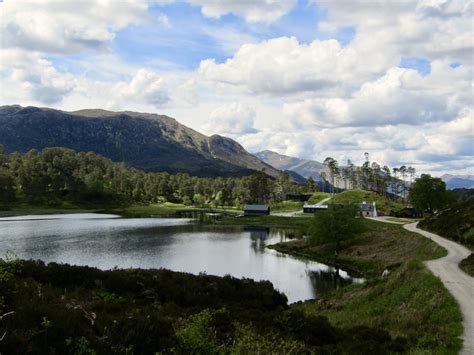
[0,213,363,303]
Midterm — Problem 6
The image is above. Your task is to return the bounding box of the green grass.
[295,261,463,354]
[270,200,304,212]
[328,189,403,214]
[271,219,446,277]
[271,219,462,353]
[217,214,312,232]
[459,254,474,276]
[307,192,331,204]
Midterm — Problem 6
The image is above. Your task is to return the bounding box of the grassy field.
[270,200,304,212]
[328,189,403,215]
[272,219,463,353]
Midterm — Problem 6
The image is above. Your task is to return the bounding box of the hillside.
[419,200,474,249]
[254,150,323,181]
[328,190,403,214]
[0,105,279,178]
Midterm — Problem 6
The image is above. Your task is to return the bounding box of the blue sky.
[0,0,472,175]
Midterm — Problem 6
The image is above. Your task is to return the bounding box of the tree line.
[0,146,309,208]
[321,153,416,203]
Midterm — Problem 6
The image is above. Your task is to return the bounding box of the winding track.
[402,223,473,355]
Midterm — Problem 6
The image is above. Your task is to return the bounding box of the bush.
[309,204,364,251]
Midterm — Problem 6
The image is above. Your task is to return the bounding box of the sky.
[0,0,472,176]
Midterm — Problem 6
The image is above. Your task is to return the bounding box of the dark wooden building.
[244,204,270,216]
[303,204,329,213]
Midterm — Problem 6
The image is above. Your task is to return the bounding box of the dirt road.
[404,222,473,355]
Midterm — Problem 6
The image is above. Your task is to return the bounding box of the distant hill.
[440,174,474,190]
[0,105,280,178]
[254,150,324,181]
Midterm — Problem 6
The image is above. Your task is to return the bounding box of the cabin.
[303,204,329,213]
[359,202,377,217]
[244,204,270,216]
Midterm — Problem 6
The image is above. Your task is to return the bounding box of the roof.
[303,204,328,209]
[244,204,269,211]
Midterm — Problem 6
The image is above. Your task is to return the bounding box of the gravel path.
[403,222,473,355]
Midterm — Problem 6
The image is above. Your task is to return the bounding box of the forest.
[0,145,308,209]
[0,145,420,211]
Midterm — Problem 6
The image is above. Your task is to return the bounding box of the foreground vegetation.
[459,254,474,277]
[272,219,463,353]
[1,259,408,354]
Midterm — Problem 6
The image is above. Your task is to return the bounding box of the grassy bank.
[418,200,474,249]
[0,202,242,218]
[217,214,312,233]
[272,219,462,353]
[295,261,462,354]
[459,253,474,276]
[0,259,406,354]
[271,219,446,277]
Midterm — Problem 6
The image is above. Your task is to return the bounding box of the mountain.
[0,105,279,178]
[254,150,324,181]
[440,174,474,189]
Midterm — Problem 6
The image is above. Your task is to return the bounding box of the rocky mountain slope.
[440,174,474,190]
[254,150,324,181]
[0,105,279,178]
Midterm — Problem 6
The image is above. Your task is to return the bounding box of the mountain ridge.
[254,150,324,181]
[0,105,279,178]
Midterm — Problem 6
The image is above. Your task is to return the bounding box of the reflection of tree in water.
[248,228,269,253]
[307,268,353,298]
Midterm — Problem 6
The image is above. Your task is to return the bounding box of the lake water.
[0,213,363,303]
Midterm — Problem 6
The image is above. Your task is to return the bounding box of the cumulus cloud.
[283,65,466,128]
[316,0,473,63]
[115,69,170,107]
[190,0,296,23]
[0,49,75,104]
[203,103,258,136]
[199,36,392,95]
[0,0,154,54]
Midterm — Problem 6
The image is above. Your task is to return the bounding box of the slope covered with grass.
[328,189,403,214]
[273,219,462,353]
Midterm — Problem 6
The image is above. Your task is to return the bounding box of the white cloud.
[283,65,467,128]
[0,49,75,104]
[199,36,393,95]
[316,0,473,62]
[115,69,170,107]
[203,103,258,136]
[158,13,171,28]
[190,0,296,23]
[0,0,153,54]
